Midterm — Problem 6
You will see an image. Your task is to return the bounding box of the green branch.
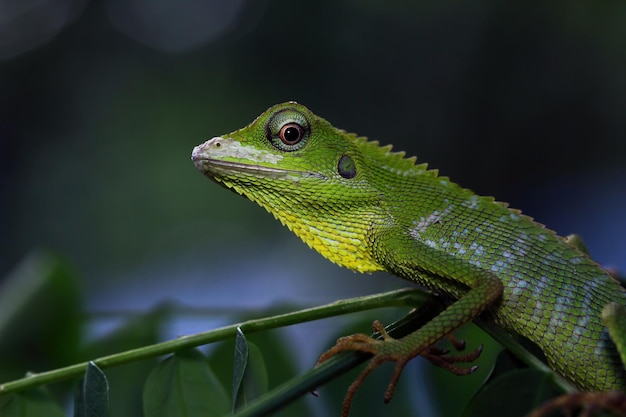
[0,288,430,396]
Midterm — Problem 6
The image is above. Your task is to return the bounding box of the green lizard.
[192,101,626,416]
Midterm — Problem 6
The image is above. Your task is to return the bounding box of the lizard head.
[192,102,422,272]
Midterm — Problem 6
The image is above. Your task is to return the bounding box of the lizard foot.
[526,391,626,417]
[422,342,482,375]
[316,320,482,417]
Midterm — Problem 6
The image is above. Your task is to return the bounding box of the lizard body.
[192,102,626,414]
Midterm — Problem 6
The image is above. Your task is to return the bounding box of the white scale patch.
[499,212,521,223]
[574,316,589,335]
[581,279,600,312]
[469,241,484,256]
[490,260,509,272]
[511,279,528,296]
[512,236,529,257]
[424,239,439,249]
[568,256,583,265]
[461,195,480,210]
[410,205,454,238]
[547,288,578,334]
[453,242,466,255]
[203,136,284,164]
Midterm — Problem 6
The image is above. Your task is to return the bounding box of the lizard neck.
[243,186,387,273]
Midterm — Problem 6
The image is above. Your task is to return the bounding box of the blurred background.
[1,0,625,416]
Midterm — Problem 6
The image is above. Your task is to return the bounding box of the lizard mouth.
[192,155,326,181]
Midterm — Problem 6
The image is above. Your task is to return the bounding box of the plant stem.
[0,288,430,395]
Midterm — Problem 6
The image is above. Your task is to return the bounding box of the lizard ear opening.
[338,155,357,179]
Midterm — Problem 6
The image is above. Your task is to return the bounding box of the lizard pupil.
[279,123,303,145]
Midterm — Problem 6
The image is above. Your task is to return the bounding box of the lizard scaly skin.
[192,102,626,415]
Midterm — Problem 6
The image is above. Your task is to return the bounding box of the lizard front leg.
[316,270,503,417]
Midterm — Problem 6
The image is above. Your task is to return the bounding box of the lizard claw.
[315,320,415,417]
[422,344,482,375]
[316,320,482,417]
[446,333,467,351]
[316,321,484,417]
[315,320,393,366]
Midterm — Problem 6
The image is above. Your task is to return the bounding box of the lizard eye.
[267,109,310,151]
[279,123,304,145]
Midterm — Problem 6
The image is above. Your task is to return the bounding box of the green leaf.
[232,328,269,411]
[232,327,249,411]
[0,252,82,381]
[143,348,229,417]
[463,368,560,417]
[245,342,269,399]
[74,361,109,417]
[211,326,301,417]
[0,388,65,417]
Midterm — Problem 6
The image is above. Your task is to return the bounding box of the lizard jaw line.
[192,156,326,180]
